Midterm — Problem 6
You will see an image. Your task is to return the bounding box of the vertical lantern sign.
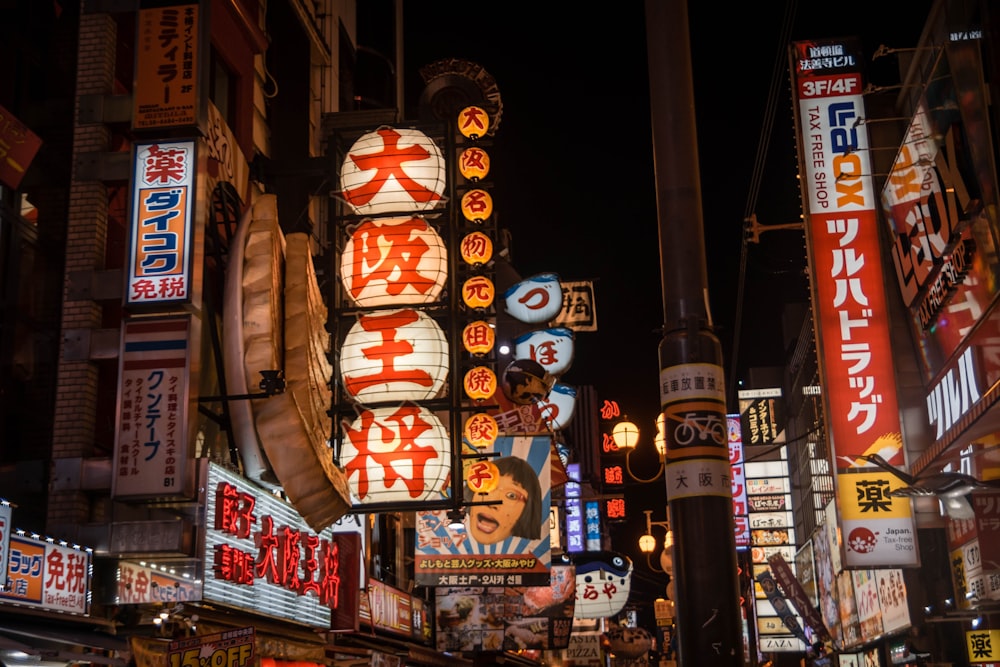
[336,125,451,506]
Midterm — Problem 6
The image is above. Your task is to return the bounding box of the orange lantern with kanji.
[458,105,490,139]
[462,275,495,309]
[462,320,495,355]
[459,146,490,181]
[463,365,497,401]
[460,230,493,266]
[464,412,499,449]
[465,459,499,494]
[461,188,493,222]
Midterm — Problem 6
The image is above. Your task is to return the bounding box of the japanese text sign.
[0,534,90,614]
[113,317,192,497]
[134,3,201,130]
[127,141,197,307]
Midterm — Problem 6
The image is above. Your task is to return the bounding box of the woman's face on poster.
[469,473,528,544]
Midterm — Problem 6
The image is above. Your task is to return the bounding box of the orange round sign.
[463,365,497,401]
[462,320,495,355]
[460,231,493,266]
[466,459,500,493]
[458,105,490,139]
[459,146,490,181]
[462,275,495,309]
[464,413,499,449]
[461,189,493,222]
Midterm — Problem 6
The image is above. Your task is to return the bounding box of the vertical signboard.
[133,2,201,130]
[126,140,198,308]
[730,415,750,549]
[203,463,346,627]
[0,535,90,614]
[790,37,913,568]
[113,316,192,498]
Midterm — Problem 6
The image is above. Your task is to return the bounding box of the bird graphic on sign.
[860,453,1000,520]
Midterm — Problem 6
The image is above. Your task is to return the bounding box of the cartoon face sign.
[573,550,633,619]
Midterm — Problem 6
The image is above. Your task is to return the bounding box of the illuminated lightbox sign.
[112,317,192,498]
[117,560,201,604]
[203,463,341,627]
[0,534,91,614]
[126,140,197,307]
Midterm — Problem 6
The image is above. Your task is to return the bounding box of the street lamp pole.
[644,1,743,664]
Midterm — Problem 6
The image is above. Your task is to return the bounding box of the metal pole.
[644,1,744,664]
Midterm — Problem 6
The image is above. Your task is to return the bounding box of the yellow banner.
[967,629,1000,663]
[837,471,913,520]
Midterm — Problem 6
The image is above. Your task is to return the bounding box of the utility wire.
[726,0,798,407]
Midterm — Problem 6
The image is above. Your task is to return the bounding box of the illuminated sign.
[112,316,192,497]
[340,404,451,504]
[133,3,200,130]
[0,534,90,614]
[126,140,197,307]
[203,464,344,627]
[503,273,563,324]
[116,560,201,604]
[791,38,904,470]
[338,127,445,216]
[339,308,449,405]
[169,627,254,667]
[340,217,447,308]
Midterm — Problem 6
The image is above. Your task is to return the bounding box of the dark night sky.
[393,0,934,602]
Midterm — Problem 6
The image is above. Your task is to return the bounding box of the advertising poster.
[836,570,861,650]
[875,569,910,634]
[812,517,842,649]
[851,569,883,644]
[415,435,552,586]
[0,534,89,614]
[434,563,575,653]
[168,627,254,667]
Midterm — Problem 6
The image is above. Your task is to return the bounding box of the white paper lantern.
[340,308,448,405]
[339,127,446,216]
[503,272,563,324]
[538,383,577,430]
[340,216,448,307]
[513,327,575,377]
[340,404,451,504]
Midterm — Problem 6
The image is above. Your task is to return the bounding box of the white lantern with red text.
[503,272,563,324]
[513,327,575,377]
[340,308,448,405]
[340,404,450,504]
[538,383,577,430]
[338,127,446,216]
[340,217,447,307]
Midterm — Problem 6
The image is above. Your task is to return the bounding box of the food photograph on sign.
[434,562,575,653]
[414,435,552,586]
